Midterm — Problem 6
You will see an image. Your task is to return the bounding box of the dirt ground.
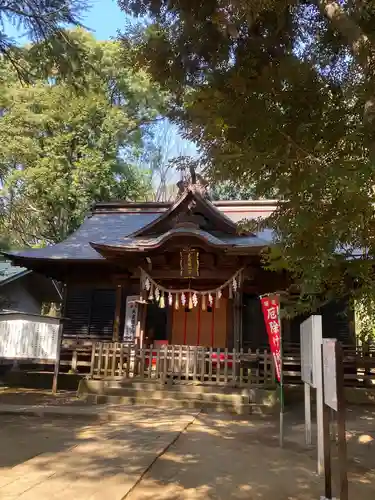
[126,407,375,500]
[0,389,374,499]
[0,387,90,406]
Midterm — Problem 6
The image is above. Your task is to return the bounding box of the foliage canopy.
[0,29,166,246]
[119,0,375,312]
[0,1,90,81]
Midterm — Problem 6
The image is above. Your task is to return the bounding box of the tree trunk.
[317,1,375,156]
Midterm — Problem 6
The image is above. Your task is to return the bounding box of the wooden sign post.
[321,339,348,500]
[300,317,314,446]
[300,315,324,473]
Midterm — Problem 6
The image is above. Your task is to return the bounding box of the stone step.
[82,393,256,415]
[79,378,251,395]
[85,386,249,403]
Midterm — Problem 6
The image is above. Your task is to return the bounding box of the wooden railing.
[6,334,374,388]
[280,343,375,386]
[86,342,375,387]
[89,343,276,387]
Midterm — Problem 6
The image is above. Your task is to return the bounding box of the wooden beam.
[52,284,67,394]
[137,303,147,347]
[131,269,238,280]
[112,284,123,341]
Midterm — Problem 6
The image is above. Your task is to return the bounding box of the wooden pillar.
[210,305,215,347]
[239,290,243,349]
[197,299,201,346]
[233,291,241,351]
[166,304,173,343]
[52,283,67,394]
[113,284,123,342]
[135,302,147,347]
[183,307,188,345]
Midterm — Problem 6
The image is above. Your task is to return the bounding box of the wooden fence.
[86,342,375,387]
[89,343,276,387]
[7,336,374,388]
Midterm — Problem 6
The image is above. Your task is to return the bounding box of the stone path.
[0,402,374,499]
[0,407,198,499]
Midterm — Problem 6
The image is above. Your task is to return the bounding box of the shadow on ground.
[125,408,375,500]
[0,398,373,499]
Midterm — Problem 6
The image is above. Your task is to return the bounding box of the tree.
[0,1,89,80]
[119,1,375,311]
[210,181,278,201]
[0,29,166,246]
[139,118,198,202]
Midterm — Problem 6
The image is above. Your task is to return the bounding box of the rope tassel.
[139,267,244,309]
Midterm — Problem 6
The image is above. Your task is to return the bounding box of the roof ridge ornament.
[176,163,210,199]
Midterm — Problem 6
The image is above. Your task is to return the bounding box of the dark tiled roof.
[6,213,160,260]
[91,227,270,252]
[3,198,277,263]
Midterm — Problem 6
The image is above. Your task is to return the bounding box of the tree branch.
[317,1,372,72]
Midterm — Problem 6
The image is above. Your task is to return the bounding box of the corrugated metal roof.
[0,261,29,285]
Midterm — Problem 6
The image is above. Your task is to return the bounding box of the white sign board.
[0,316,59,360]
[300,314,324,475]
[300,317,314,386]
[322,339,338,411]
[123,295,138,343]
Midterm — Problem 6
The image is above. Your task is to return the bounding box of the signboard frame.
[321,339,348,500]
[300,316,314,387]
[300,315,324,473]
[123,295,139,343]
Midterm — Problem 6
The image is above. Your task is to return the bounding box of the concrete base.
[77,378,279,415]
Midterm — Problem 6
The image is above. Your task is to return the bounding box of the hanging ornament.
[159,293,165,308]
[208,293,213,307]
[232,277,238,292]
[155,287,160,301]
[148,284,154,301]
[181,293,186,306]
[145,277,151,291]
[202,294,206,311]
[188,293,193,310]
[216,289,222,308]
[192,293,198,308]
[168,293,173,306]
[228,285,233,299]
[175,293,180,310]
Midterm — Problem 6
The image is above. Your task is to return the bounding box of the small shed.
[0,260,61,315]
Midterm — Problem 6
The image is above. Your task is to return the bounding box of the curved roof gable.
[131,188,240,237]
[91,227,270,256]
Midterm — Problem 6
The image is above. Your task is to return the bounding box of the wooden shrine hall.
[2,181,355,386]
[3,184,286,348]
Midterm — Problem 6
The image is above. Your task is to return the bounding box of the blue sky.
[3,1,197,181]
[5,1,129,43]
[80,0,129,40]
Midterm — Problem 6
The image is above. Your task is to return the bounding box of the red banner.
[260,296,281,382]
